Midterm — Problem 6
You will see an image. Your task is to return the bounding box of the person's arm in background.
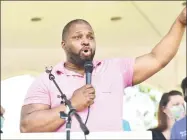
[133,7,186,85]
[0,106,5,116]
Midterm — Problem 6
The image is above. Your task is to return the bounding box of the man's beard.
[68,50,95,67]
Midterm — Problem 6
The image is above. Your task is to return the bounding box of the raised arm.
[133,7,186,85]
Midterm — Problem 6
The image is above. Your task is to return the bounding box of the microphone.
[84,61,93,84]
[83,61,93,127]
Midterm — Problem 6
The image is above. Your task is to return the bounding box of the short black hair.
[62,19,91,41]
[181,77,187,95]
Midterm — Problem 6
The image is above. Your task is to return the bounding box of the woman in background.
[149,90,186,140]
[170,77,187,140]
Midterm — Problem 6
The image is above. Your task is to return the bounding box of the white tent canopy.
[1,1,186,90]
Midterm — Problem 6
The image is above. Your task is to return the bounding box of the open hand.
[178,7,186,25]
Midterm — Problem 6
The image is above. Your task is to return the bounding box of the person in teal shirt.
[0,106,5,133]
[123,120,131,131]
[170,77,187,140]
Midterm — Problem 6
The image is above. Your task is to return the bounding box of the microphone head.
[84,61,93,73]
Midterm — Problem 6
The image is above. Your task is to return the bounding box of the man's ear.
[61,41,65,49]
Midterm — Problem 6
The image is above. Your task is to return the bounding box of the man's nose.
[81,38,90,46]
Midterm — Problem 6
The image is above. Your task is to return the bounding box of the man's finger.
[84,84,94,89]
[88,94,95,100]
[88,100,94,106]
[86,88,95,94]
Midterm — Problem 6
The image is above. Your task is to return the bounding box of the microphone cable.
[84,106,90,140]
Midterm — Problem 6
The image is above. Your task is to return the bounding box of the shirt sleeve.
[114,58,135,87]
[23,73,51,106]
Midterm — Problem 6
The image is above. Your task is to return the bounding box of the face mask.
[169,105,185,121]
[0,116,4,130]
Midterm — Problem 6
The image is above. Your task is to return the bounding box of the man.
[170,77,187,140]
[181,77,187,101]
[20,7,186,132]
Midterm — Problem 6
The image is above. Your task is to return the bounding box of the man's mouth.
[84,50,88,53]
[81,47,92,57]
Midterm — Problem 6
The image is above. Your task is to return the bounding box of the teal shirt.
[123,120,131,131]
[171,116,186,140]
[0,116,4,132]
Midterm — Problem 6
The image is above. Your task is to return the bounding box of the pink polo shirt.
[23,58,135,132]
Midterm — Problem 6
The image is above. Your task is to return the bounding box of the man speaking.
[20,7,186,132]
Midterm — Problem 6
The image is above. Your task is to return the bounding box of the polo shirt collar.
[55,60,101,76]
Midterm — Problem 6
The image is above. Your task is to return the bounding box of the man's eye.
[88,36,94,39]
[74,36,81,39]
